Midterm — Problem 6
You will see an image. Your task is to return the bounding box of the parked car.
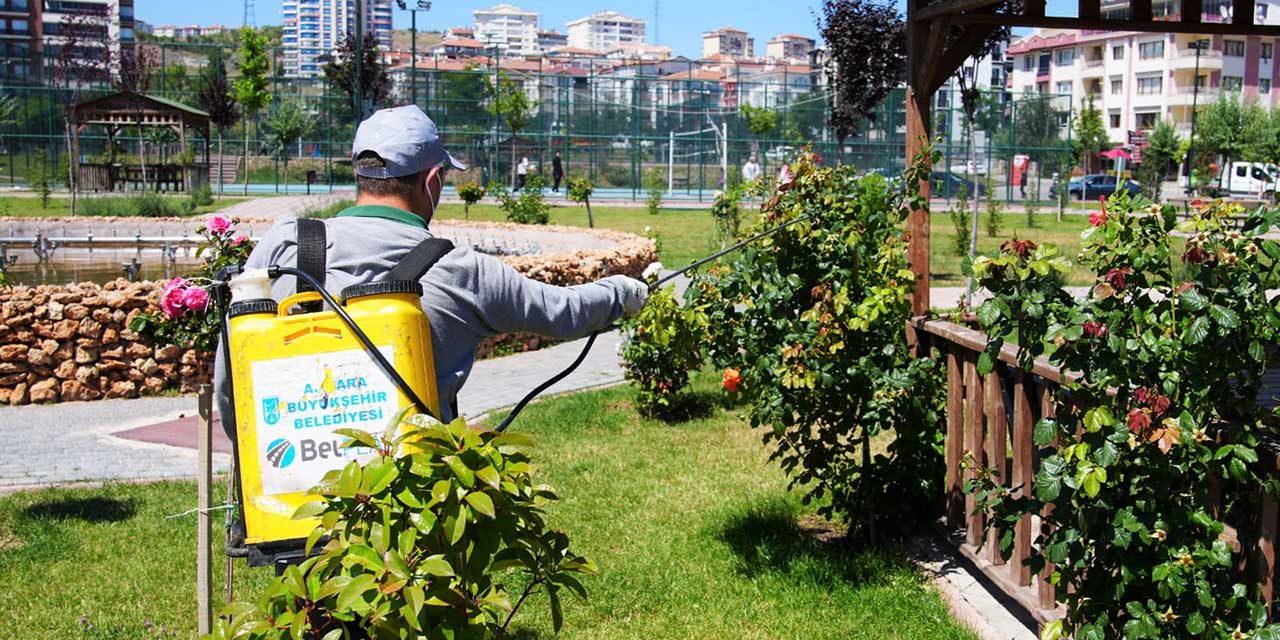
[1067,174,1141,200]
[608,135,654,149]
[1049,176,1083,200]
[931,171,987,198]
[765,145,797,161]
[948,159,989,176]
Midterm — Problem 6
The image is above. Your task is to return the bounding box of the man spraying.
[215,105,649,433]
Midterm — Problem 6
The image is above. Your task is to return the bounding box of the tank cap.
[340,280,424,301]
[229,298,279,318]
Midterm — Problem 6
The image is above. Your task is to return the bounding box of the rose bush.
[968,194,1280,639]
[684,149,945,536]
[618,287,708,417]
[129,215,253,354]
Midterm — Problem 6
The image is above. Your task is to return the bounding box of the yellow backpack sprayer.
[217,214,811,567]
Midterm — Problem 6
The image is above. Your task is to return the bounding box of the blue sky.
[135,1,823,58]
[135,0,1075,58]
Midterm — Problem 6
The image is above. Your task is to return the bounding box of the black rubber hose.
[268,266,437,420]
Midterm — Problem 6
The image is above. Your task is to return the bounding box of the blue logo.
[262,397,282,426]
[265,438,296,469]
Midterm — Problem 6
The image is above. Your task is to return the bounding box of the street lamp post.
[395,1,432,108]
[1185,38,1209,197]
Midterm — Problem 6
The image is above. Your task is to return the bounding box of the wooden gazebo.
[71,91,212,193]
[903,0,1280,629]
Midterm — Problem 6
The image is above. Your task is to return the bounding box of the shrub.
[983,175,1001,238]
[457,182,485,220]
[686,150,945,537]
[619,287,707,416]
[1024,196,1039,228]
[947,182,971,257]
[134,193,187,218]
[298,199,355,220]
[30,149,51,208]
[566,177,594,228]
[189,182,214,207]
[500,175,550,225]
[968,195,1280,639]
[644,167,664,216]
[710,187,742,248]
[208,414,596,639]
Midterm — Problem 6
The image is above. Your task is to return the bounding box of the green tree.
[233,27,273,196]
[322,33,392,115]
[263,100,315,194]
[1196,93,1266,184]
[740,104,778,156]
[567,178,595,228]
[30,149,50,208]
[1136,119,1181,201]
[457,182,485,220]
[1001,94,1069,177]
[195,50,242,197]
[439,66,492,131]
[489,73,538,189]
[645,167,665,216]
[1072,93,1109,174]
[0,93,18,155]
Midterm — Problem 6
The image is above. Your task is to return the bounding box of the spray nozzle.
[229,268,273,302]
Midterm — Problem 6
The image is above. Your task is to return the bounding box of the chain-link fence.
[0,42,1076,203]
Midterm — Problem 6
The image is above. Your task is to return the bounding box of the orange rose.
[722,368,741,393]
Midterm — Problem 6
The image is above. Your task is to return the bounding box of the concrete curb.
[907,535,1039,640]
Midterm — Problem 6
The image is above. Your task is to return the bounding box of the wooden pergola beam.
[912,0,1007,22]
[1236,0,1256,26]
[1079,0,1101,20]
[950,12,1280,35]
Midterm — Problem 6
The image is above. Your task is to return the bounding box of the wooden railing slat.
[1038,384,1058,610]
[965,354,987,548]
[986,368,1008,566]
[1011,370,1035,586]
[946,347,965,526]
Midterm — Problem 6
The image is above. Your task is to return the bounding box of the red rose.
[1183,246,1209,264]
[1134,388,1150,405]
[1083,320,1108,338]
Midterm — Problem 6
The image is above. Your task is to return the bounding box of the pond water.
[3,248,203,286]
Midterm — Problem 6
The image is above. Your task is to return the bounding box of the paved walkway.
[215,191,354,221]
[0,331,624,493]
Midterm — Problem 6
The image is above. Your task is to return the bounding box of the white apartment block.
[473,4,540,56]
[566,11,646,53]
[702,26,753,60]
[935,42,1012,149]
[1008,1,1280,145]
[41,0,136,79]
[152,24,229,38]
[282,0,393,78]
[765,34,814,63]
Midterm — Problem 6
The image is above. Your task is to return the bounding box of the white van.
[1215,161,1280,200]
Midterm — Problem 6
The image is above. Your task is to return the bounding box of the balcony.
[1170,47,1224,70]
[1165,85,1221,105]
[1081,58,1106,76]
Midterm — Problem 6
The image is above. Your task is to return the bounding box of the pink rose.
[182,286,210,312]
[777,164,794,186]
[161,280,189,319]
[207,216,232,235]
[232,235,247,246]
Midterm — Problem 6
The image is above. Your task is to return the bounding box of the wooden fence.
[910,317,1280,630]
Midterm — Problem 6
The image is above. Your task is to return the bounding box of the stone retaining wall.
[0,227,656,405]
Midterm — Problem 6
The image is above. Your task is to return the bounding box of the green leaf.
[976,301,1001,327]
[1034,419,1057,447]
[361,459,399,495]
[1093,440,1119,467]
[345,544,385,574]
[1229,457,1248,482]
[336,460,362,497]
[292,499,328,520]
[1210,304,1240,329]
[1250,340,1267,362]
[445,510,467,544]
[1034,469,1061,501]
[443,455,475,488]
[304,526,325,556]
[1185,612,1206,635]
[333,428,378,450]
[420,554,455,577]
[1084,406,1114,432]
[1186,316,1210,345]
[1180,287,1208,311]
[549,586,564,633]
[464,491,496,518]
[336,574,376,613]
[977,350,995,376]
[476,466,501,490]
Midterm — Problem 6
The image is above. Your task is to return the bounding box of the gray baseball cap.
[351,105,466,178]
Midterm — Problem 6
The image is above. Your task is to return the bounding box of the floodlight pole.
[1185,39,1208,197]
[354,0,363,121]
[397,1,432,108]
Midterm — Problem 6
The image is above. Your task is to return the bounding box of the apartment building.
[473,4,540,56]
[42,0,136,81]
[538,29,567,51]
[566,11,645,53]
[702,26,753,60]
[1008,1,1280,144]
[0,0,38,82]
[282,0,393,78]
[765,33,814,63]
[151,24,230,39]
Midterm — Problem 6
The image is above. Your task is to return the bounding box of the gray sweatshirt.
[214,207,632,433]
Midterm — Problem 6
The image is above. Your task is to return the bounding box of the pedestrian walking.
[516,156,529,191]
[552,151,564,192]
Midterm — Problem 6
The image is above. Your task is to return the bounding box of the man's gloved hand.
[621,277,650,316]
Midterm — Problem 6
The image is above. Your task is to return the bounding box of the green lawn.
[0,372,976,639]
[0,195,248,219]
[434,202,723,269]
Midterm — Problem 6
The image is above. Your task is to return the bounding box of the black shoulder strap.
[387,237,455,283]
[295,219,327,312]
